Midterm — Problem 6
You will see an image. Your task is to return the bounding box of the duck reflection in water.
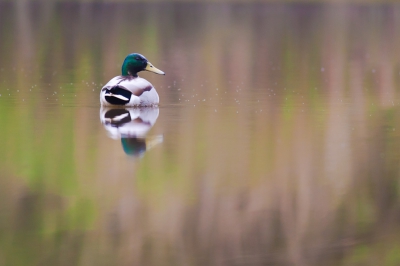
[100,107,163,157]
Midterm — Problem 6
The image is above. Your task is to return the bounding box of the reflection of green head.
[121,138,147,157]
[121,53,148,76]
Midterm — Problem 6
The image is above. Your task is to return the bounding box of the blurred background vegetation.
[3,0,400,3]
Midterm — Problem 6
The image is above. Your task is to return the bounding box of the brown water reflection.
[1,2,400,266]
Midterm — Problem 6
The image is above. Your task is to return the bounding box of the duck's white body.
[100,76,159,106]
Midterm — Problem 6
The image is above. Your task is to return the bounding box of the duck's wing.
[102,76,154,96]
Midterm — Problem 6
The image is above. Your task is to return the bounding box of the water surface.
[1,3,400,265]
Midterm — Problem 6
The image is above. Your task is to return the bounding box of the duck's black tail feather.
[104,86,132,105]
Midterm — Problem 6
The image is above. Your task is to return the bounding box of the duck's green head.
[121,53,165,77]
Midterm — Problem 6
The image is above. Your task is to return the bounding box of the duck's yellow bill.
[145,62,165,75]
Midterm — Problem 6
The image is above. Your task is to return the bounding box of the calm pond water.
[1,2,400,265]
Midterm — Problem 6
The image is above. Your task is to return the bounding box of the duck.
[100,53,165,106]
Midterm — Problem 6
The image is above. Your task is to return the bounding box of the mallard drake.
[100,53,165,106]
